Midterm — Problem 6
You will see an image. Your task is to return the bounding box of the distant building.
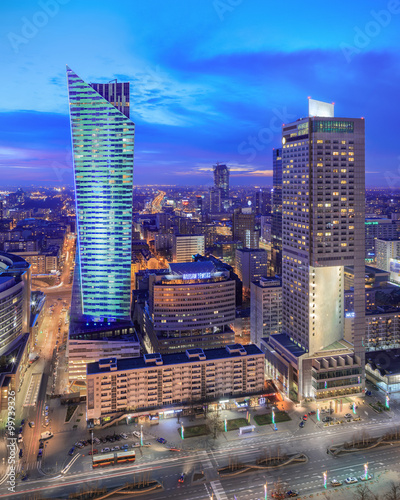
[235,248,268,289]
[213,163,229,203]
[365,218,397,261]
[209,187,222,213]
[173,234,205,262]
[250,277,282,347]
[137,261,236,354]
[86,344,265,420]
[232,208,259,249]
[375,238,400,272]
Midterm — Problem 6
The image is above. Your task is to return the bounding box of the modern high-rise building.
[209,187,222,213]
[271,148,283,275]
[213,163,229,201]
[263,99,365,401]
[66,67,134,325]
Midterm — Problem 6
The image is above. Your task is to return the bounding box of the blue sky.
[1,0,400,187]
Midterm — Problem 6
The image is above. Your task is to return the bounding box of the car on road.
[344,413,352,419]
[302,414,307,420]
[19,426,23,433]
[169,448,181,452]
[271,492,285,499]
[286,491,299,498]
[68,447,75,456]
[345,477,358,484]
[178,473,186,483]
[114,435,121,441]
[365,390,372,396]
[88,449,98,455]
[75,442,84,448]
[111,446,120,451]
[359,474,373,481]
[299,421,305,428]
[308,411,316,415]
[29,421,35,428]
[132,431,141,438]
[157,437,167,444]
[39,441,44,449]
[101,447,110,453]
[21,419,25,426]
[322,416,333,423]
[120,433,128,439]
[331,479,343,487]
[21,474,29,481]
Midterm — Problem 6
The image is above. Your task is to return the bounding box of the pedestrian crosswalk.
[200,450,213,469]
[210,480,229,500]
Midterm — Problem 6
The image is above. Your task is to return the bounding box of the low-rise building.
[86,344,265,420]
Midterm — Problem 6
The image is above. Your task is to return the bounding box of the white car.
[120,433,128,439]
[359,474,373,481]
[111,446,119,451]
[345,477,358,484]
[101,447,110,453]
[132,431,141,438]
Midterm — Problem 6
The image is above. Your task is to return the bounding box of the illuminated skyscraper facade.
[213,163,229,209]
[271,148,283,274]
[67,66,134,324]
[263,99,365,401]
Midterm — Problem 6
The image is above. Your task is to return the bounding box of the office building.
[375,238,400,272]
[86,344,265,420]
[263,99,365,401]
[235,248,268,289]
[0,252,31,356]
[232,208,259,249]
[365,218,397,262]
[271,148,283,274]
[173,234,205,262]
[250,277,282,347]
[254,189,268,215]
[138,261,236,353]
[67,67,134,325]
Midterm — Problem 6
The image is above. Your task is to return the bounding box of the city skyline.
[1,0,400,187]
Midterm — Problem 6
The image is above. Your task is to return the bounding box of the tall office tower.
[232,208,259,249]
[67,67,134,324]
[263,99,365,401]
[213,163,229,200]
[209,187,222,213]
[271,148,283,275]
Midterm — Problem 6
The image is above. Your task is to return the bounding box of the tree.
[355,484,373,500]
[385,482,400,500]
[208,409,223,439]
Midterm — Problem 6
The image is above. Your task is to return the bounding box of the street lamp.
[323,470,327,489]
[140,424,143,446]
[224,419,227,432]
[364,462,368,480]
[264,481,268,499]
[181,424,184,440]
[385,395,390,409]
[317,405,320,422]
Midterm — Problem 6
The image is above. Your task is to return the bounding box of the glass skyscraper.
[67,66,134,324]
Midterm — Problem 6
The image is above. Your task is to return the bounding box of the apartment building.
[86,344,265,420]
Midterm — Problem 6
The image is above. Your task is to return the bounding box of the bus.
[92,453,115,468]
[115,450,136,464]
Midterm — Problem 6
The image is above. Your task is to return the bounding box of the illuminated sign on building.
[182,272,211,280]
